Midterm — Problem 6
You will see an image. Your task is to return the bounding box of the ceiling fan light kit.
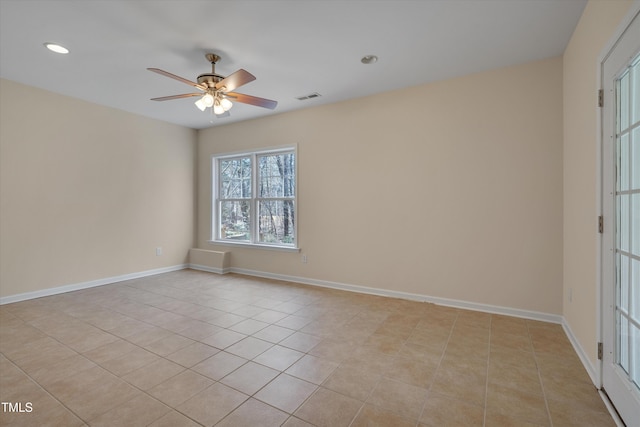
[148,53,277,117]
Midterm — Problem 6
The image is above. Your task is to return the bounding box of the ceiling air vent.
[296,92,321,101]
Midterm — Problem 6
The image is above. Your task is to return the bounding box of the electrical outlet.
[568,287,572,302]
[156,247,163,256]
[302,254,307,264]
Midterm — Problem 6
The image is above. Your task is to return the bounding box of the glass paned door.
[615,53,640,393]
[602,8,640,425]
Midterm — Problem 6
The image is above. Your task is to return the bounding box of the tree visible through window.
[215,148,296,247]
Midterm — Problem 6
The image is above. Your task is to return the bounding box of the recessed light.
[361,55,378,64]
[44,43,69,54]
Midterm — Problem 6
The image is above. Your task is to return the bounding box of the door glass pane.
[632,258,640,323]
[633,127,640,190]
[620,133,629,192]
[620,313,629,372]
[621,71,629,132]
[621,255,629,311]
[633,193,640,256]
[633,324,640,387]
[619,194,629,252]
[632,55,640,125]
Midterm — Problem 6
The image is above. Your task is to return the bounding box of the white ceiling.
[0,0,586,130]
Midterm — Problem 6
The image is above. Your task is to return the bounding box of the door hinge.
[598,89,604,107]
[598,215,604,233]
[598,342,603,360]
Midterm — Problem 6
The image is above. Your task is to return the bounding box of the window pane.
[219,200,251,241]
[258,200,295,245]
[220,157,251,199]
[258,153,295,198]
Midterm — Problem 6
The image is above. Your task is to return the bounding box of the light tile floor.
[0,269,615,426]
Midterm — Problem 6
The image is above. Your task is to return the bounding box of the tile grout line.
[2,271,615,426]
[14,309,148,424]
[320,305,383,427]
[153,273,337,426]
[528,321,554,427]
[14,284,285,426]
[415,307,459,426]
[1,352,88,425]
[213,304,363,425]
[482,314,493,427]
[5,316,181,426]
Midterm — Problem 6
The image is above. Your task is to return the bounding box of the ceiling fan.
[148,53,277,116]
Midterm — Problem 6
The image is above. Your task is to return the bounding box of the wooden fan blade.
[151,93,202,101]
[226,92,277,109]
[215,69,256,92]
[147,68,206,90]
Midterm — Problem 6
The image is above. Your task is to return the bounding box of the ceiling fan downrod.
[198,53,224,88]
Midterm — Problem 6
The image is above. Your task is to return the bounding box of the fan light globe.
[213,100,225,115]
[220,98,233,111]
[202,93,214,107]
[194,98,207,111]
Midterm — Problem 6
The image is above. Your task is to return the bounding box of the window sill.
[207,240,300,253]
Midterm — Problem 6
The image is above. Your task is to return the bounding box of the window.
[213,147,296,248]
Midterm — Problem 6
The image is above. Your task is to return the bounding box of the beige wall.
[199,57,564,315]
[563,0,634,368]
[0,79,197,299]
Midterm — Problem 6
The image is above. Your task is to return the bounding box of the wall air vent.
[296,92,322,101]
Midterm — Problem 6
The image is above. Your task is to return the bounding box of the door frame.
[598,0,640,421]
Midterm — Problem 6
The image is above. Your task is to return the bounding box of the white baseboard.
[420,294,563,324]
[3,263,565,326]
[0,264,188,305]
[192,265,563,325]
[559,317,625,427]
[547,320,610,418]
[561,318,600,386]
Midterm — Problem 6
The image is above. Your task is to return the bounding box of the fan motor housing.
[197,73,225,88]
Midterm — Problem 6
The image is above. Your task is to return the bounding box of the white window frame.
[210,146,298,250]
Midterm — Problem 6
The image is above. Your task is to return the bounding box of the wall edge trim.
[562,317,600,385]
[562,318,625,426]
[200,266,563,324]
[2,263,563,325]
[0,264,188,305]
